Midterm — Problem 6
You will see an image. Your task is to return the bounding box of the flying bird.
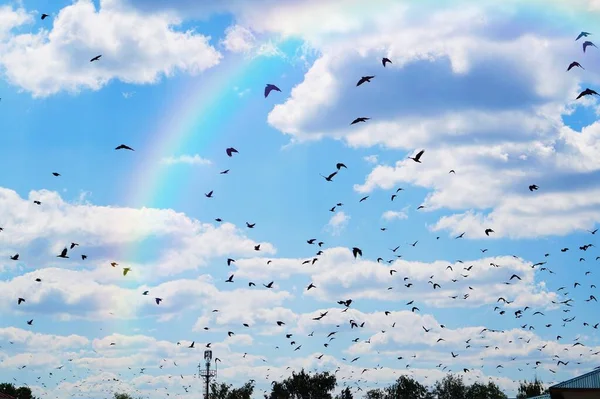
[351,117,370,125]
[41,13,49,20]
[576,88,599,99]
[356,76,375,86]
[115,144,134,151]
[408,150,425,163]
[583,40,597,52]
[226,147,239,157]
[567,61,584,71]
[264,84,281,98]
[576,31,591,41]
[382,57,392,67]
[90,55,102,62]
[320,171,338,182]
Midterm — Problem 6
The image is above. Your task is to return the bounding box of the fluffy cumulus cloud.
[0,0,222,97]
[232,247,559,309]
[325,211,350,236]
[234,0,600,239]
[382,210,407,221]
[220,24,256,53]
[2,307,595,398]
[0,5,32,40]
[161,154,212,166]
[3,1,600,398]
[0,187,275,282]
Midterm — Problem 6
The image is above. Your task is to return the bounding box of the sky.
[2,0,600,398]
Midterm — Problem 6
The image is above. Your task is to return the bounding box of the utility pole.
[198,350,216,399]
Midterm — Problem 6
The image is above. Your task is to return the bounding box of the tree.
[209,381,254,399]
[516,378,547,399]
[229,381,254,398]
[433,374,467,399]
[385,375,431,399]
[466,381,508,399]
[0,383,36,399]
[363,389,386,399]
[268,369,337,399]
[335,387,354,399]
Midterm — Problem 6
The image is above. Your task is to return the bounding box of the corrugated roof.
[550,367,600,389]
[529,394,550,399]
[0,393,16,399]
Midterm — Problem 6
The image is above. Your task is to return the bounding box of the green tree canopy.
[0,383,37,399]
[209,381,254,399]
[516,378,547,399]
[433,374,468,399]
[466,381,508,399]
[268,369,336,399]
[335,386,354,399]
[363,388,386,399]
[385,375,432,399]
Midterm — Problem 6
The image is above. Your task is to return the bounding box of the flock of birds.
[2,16,600,398]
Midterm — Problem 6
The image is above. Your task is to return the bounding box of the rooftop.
[550,367,600,390]
[0,393,16,399]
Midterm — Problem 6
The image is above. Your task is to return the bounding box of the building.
[0,393,16,399]
[545,367,600,399]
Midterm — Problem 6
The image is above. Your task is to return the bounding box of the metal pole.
[205,359,210,399]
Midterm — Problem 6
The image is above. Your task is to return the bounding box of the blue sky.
[2,0,600,398]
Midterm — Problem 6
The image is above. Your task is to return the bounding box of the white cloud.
[0,1,222,97]
[220,24,256,53]
[249,0,600,239]
[161,154,212,166]
[325,211,350,236]
[0,5,32,40]
[364,154,379,164]
[230,247,558,310]
[255,41,285,58]
[0,187,275,278]
[381,210,407,221]
[2,1,599,396]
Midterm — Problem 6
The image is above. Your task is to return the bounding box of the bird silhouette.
[225,147,239,157]
[351,117,370,124]
[583,40,597,52]
[264,84,281,98]
[408,149,425,163]
[356,76,375,86]
[576,88,599,99]
[115,144,134,151]
[576,31,591,41]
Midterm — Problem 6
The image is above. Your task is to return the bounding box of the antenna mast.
[198,350,216,399]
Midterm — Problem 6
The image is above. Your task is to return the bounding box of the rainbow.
[123,0,595,211]
[110,54,262,318]
[125,57,248,210]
